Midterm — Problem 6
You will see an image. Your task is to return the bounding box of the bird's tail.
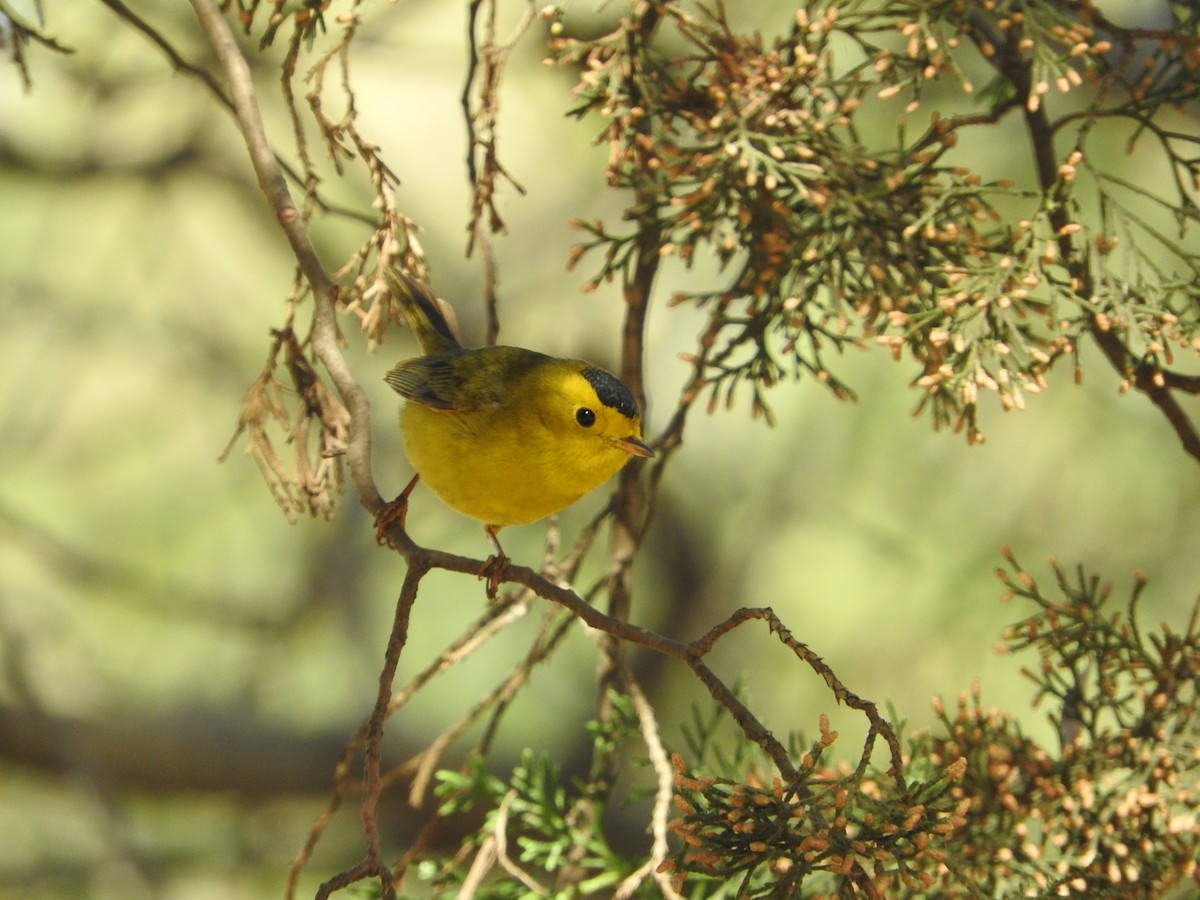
[385,269,462,355]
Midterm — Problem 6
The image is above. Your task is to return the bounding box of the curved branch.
[367,534,904,787]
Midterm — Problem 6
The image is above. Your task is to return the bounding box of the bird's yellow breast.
[401,399,632,527]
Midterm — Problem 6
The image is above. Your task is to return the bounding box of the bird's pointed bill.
[616,436,655,458]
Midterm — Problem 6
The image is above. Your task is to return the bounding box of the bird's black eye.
[576,408,596,428]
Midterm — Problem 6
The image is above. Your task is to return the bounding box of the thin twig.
[456,832,497,899]
[491,790,550,894]
[99,0,229,102]
[400,606,573,806]
[613,665,685,900]
[387,594,532,716]
[365,566,426,855]
[313,563,425,900]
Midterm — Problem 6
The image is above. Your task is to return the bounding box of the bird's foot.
[479,525,508,599]
[477,553,510,600]
[374,474,420,546]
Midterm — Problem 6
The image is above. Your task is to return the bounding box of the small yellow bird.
[381,271,653,583]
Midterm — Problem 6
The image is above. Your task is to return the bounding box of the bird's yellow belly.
[401,404,627,527]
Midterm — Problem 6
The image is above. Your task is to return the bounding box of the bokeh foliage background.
[1,0,1198,897]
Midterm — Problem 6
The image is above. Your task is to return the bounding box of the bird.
[379,270,653,593]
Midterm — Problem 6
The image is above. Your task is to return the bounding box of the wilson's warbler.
[381,271,653,583]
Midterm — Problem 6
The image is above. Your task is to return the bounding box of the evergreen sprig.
[551,0,1200,446]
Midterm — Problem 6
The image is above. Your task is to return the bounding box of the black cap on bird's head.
[580,367,639,419]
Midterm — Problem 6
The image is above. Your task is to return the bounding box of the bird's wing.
[384,353,503,412]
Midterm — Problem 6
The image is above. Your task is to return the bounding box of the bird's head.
[535,361,654,463]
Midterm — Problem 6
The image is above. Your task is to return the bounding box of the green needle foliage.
[421,697,648,898]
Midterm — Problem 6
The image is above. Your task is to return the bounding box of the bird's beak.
[616,436,655,458]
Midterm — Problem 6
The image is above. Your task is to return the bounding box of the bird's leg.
[478,526,510,600]
[374,474,420,546]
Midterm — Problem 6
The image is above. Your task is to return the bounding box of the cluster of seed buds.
[661,726,970,895]
[959,3,1112,112]
[924,681,1198,891]
[891,199,1090,442]
[1081,199,1200,392]
[229,0,336,48]
[909,554,1200,893]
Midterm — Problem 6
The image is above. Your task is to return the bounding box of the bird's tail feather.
[385,269,462,355]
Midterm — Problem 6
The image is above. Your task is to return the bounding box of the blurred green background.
[1,1,1197,897]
